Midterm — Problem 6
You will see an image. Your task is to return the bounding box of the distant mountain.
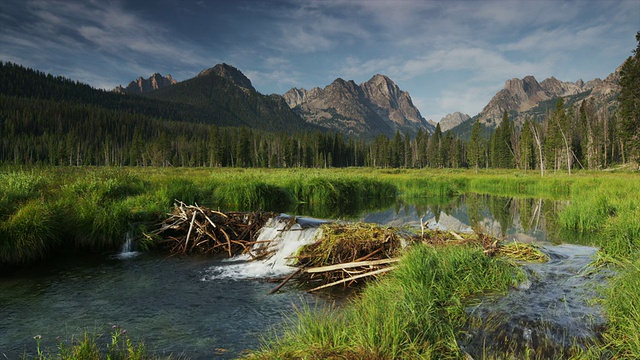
[197,63,255,92]
[438,112,470,132]
[448,66,621,138]
[143,64,318,132]
[284,74,434,138]
[114,73,177,94]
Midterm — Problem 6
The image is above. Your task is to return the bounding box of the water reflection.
[362,193,604,358]
[363,193,566,244]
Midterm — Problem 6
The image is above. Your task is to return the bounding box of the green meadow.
[1,166,638,359]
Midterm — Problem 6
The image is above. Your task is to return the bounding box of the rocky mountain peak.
[283,74,433,137]
[439,112,471,132]
[198,63,255,92]
[283,88,308,108]
[478,75,549,124]
[113,73,177,94]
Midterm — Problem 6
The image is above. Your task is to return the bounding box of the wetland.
[0,167,638,359]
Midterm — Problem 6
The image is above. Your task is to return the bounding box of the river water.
[0,194,605,358]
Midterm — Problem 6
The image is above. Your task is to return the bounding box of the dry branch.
[146,201,275,257]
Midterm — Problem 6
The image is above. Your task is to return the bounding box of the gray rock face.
[475,71,617,128]
[284,74,434,137]
[439,112,471,132]
[114,73,177,94]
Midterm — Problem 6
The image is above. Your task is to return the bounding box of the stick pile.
[292,223,407,292]
[147,201,275,257]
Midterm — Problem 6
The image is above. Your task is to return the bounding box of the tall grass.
[0,167,400,266]
[0,199,60,265]
[213,180,293,211]
[597,257,640,358]
[0,170,49,215]
[248,244,522,359]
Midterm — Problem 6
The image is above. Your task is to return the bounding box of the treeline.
[468,100,627,173]
[0,92,632,170]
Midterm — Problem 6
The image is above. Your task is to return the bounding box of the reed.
[597,257,640,358]
[0,169,49,216]
[287,176,397,206]
[152,177,205,208]
[29,325,152,360]
[552,174,640,358]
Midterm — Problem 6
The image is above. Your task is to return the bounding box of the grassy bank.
[555,176,640,359]
[240,169,640,359]
[247,244,523,359]
[0,167,398,267]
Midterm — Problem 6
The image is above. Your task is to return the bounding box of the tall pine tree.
[618,31,640,166]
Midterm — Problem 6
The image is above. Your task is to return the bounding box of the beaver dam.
[146,201,548,293]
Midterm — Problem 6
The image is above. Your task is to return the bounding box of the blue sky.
[1,0,638,121]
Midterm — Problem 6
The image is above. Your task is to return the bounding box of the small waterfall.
[115,231,140,259]
[202,216,325,280]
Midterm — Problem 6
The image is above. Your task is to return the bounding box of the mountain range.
[115,64,433,138]
[113,62,622,140]
[445,67,621,138]
[283,74,434,137]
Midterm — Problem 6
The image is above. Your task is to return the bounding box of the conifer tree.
[467,120,483,173]
[618,31,640,165]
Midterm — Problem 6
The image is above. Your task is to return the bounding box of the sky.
[1,0,638,121]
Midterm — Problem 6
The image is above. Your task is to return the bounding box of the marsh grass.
[213,180,293,211]
[597,257,640,358]
[0,167,400,266]
[0,170,49,215]
[296,223,403,268]
[496,242,549,263]
[550,174,640,359]
[0,199,60,265]
[287,176,397,206]
[28,326,152,360]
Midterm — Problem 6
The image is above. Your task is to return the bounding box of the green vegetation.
[2,166,639,358]
[0,167,398,266]
[28,326,151,360]
[248,244,523,360]
[618,31,640,164]
[2,49,636,170]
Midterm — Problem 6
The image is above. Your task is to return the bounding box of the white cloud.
[3,0,211,79]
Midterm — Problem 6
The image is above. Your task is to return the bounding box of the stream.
[0,194,606,358]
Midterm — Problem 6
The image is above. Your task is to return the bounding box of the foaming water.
[113,231,140,259]
[202,216,324,280]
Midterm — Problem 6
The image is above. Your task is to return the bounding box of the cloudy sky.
[1,0,638,121]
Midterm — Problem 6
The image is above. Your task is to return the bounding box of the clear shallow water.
[0,252,324,359]
[460,244,607,357]
[1,194,603,358]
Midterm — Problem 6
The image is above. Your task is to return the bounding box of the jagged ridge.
[284,74,434,138]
